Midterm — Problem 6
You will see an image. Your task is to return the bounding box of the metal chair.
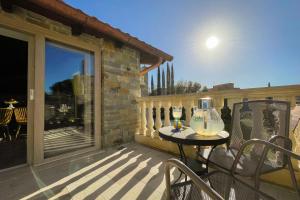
[14,107,27,139]
[204,100,292,177]
[0,108,13,141]
[165,158,275,200]
[231,139,300,199]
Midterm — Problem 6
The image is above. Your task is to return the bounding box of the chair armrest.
[165,158,224,200]
[230,136,292,175]
[232,139,300,170]
[268,135,292,150]
[230,139,268,174]
[231,139,300,196]
[231,139,299,173]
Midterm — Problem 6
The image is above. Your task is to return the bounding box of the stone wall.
[140,66,149,97]
[6,6,103,46]
[102,41,141,147]
[0,5,142,148]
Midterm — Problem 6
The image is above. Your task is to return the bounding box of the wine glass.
[172,106,182,130]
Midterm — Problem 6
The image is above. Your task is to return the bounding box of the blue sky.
[45,42,94,93]
[65,0,300,89]
[45,42,83,93]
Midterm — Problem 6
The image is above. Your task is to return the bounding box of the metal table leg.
[176,144,207,177]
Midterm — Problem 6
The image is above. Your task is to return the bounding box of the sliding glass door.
[0,34,28,169]
[44,41,95,158]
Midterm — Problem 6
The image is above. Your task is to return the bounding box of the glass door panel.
[0,34,28,170]
[44,41,95,158]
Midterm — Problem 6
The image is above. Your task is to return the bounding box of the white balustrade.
[146,101,154,137]
[154,101,162,138]
[163,101,171,127]
[139,101,146,135]
[137,85,300,152]
[183,100,194,126]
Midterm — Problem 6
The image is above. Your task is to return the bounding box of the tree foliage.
[150,75,155,95]
[202,86,208,92]
[175,81,201,94]
[167,63,171,95]
[157,66,161,95]
[171,64,175,94]
[50,79,74,95]
[162,69,165,95]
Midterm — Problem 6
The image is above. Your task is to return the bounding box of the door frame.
[0,12,102,166]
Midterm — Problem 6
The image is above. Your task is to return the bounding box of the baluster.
[164,101,171,126]
[139,101,146,135]
[183,100,194,126]
[154,101,162,138]
[146,101,154,137]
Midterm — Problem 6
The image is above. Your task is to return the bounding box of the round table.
[159,126,230,175]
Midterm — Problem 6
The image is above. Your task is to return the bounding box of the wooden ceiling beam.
[1,0,13,13]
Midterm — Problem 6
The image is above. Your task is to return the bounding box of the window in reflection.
[44,41,95,158]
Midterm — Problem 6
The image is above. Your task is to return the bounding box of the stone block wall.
[102,41,141,147]
[140,66,149,97]
[1,5,142,148]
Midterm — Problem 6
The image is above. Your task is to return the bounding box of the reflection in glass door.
[0,34,28,170]
[44,41,95,158]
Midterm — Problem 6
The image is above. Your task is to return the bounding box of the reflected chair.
[0,108,13,141]
[14,107,27,139]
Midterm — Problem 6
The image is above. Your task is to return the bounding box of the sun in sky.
[206,36,220,49]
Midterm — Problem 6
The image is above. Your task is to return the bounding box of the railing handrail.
[138,84,300,102]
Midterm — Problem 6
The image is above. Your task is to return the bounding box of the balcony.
[1,0,299,199]
[0,143,298,200]
[135,84,300,199]
[0,85,299,200]
[1,82,299,200]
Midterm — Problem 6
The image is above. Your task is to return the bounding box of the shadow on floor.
[0,143,174,200]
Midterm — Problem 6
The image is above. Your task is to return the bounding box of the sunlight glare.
[206,36,219,49]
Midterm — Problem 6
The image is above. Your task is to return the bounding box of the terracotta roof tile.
[12,0,173,64]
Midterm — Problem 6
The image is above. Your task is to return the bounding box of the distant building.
[210,83,240,91]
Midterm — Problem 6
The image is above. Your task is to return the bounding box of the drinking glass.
[172,106,182,130]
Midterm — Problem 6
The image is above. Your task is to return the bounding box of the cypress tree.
[167,63,171,95]
[151,75,154,95]
[162,68,165,95]
[171,63,175,94]
[157,66,161,95]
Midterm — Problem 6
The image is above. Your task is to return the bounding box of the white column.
[139,101,147,135]
[184,100,194,126]
[164,101,171,126]
[154,101,162,138]
[146,101,154,137]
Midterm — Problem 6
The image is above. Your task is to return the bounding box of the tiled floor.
[44,127,94,157]
[0,143,174,200]
[0,143,298,200]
